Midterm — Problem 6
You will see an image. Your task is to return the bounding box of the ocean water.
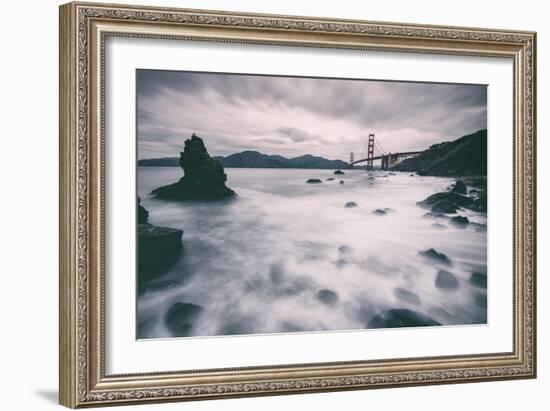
[137,167,487,339]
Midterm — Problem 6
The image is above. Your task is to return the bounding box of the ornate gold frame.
[59,1,537,408]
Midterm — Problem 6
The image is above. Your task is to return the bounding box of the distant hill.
[139,150,351,170]
[392,129,487,176]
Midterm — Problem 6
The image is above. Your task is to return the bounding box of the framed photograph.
[59,2,537,408]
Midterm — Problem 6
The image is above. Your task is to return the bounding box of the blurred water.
[137,167,487,339]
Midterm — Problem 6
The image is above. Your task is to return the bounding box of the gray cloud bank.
[137,70,487,161]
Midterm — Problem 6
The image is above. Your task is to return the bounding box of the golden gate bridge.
[349,133,422,170]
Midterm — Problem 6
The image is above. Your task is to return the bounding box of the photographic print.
[136,69,488,339]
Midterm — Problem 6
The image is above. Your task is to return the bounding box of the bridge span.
[349,133,422,170]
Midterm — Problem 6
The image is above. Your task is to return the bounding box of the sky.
[137,69,487,161]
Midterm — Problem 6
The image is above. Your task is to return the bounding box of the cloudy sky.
[137,69,487,161]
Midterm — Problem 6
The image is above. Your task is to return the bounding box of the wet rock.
[367,308,440,328]
[418,248,452,266]
[152,133,236,200]
[435,270,460,290]
[431,199,457,214]
[339,180,345,184]
[417,191,474,209]
[138,197,149,224]
[307,178,323,184]
[338,245,353,254]
[138,223,183,282]
[326,177,335,181]
[431,223,447,230]
[372,208,391,215]
[451,180,467,194]
[334,170,345,175]
[317,289,339,306]
[472,191,487,212]
[165,302,203,337]
[470,272,487,288]
[345,201,358,208]
[449,215,469,228]
[410,174,415,177]
[394,287,421,305]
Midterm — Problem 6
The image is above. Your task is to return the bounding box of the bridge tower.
[350,152,354,165]
[366,133,375,171]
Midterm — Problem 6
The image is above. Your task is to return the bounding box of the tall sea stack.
[152,133,236,200]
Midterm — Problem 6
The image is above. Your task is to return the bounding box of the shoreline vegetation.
[138,129,487,335]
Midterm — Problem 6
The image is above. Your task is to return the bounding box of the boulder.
[430,199,458,214]
[165,302,203,337]
[451,180,467,194]
[152,133,236,201]
[470,272,487,288]
[307,178,323,184]
[417,191,474,209]
[418,248,452,265]
[435,270,460,290]
[138,223,183,282]
[367,308,440,328]
[316,289,339,306]
[334,170,345,175]
[339,180,345,184]
[345,201,358,208]
[138,197,149,224]
[449,215,469,228]
[372,208,387,215]
[326,177,335,181]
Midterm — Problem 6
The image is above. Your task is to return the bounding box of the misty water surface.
[137,168,487,339]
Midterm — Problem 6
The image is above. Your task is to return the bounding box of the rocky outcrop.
[367,308,440,328]
[138,223,183,282]
[138,197,149,224]
[152,133,236,201]
[449,215,469,228]
[392,129,487,176]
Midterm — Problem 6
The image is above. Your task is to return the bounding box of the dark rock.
[138,223,183,282]
[435,270,460,290]
[339,180,344,184]
[472,222,487,233]
[138,197,149,224]
[165,302,203,337]
[431,223,447,230]
[338,245,353,254]
[449,215,469,228]
[470,272,487,288]
[345,201,358,208]
[431,199,458,214]
[417,191,474,209]
[307,178,323,184]
[326,177,335,181]
[410,174,415,177]
[471,191,487,212]
[334,170,345,175]
[317,289,339,306]
[152,133,236,201]
[418,248,452,266]
[451,180,467,194]
[394,288,421,305]
[367,308,440,328]
[372,208,392,215]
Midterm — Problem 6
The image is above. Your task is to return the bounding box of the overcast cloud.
[137,70,487,161]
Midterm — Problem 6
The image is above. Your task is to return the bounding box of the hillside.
[392,129,487,176]
[139,150,351,169]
